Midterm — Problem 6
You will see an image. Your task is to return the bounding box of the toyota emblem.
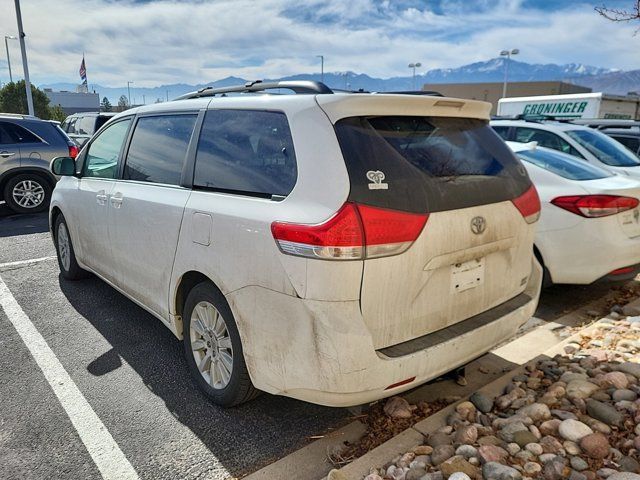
[471,216,486,235]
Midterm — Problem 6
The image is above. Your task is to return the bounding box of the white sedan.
[508,141,640,285]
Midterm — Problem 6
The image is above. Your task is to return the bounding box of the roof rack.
[375,90,443,96]
[175,80,334,100]
[0,112,38,120]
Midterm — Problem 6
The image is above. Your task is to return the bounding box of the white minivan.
[49,81,542,407]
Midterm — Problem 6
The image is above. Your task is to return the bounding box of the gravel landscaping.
[357,314,640,480]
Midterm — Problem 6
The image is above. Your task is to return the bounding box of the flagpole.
[14,0,34,116]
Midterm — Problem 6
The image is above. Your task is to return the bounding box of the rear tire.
[183,282,260,407]
[54,214,88,280]
[3,173,52,214]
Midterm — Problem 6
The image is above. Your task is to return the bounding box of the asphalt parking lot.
[0,207,633,480]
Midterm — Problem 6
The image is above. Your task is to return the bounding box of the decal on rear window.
[366,170,388,190]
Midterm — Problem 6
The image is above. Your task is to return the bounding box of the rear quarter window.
[193,109,297,198]
[335,116,531,213]
[517,148,611,181]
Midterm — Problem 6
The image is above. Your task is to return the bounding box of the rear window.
[335,116,531,213]
[517,148,611,181]
[566,129,640,167]
[611,135,640,154]
[193,109,297,198]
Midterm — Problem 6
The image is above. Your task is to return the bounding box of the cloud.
[0,0,637,87]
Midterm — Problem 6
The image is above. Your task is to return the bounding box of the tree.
[0,80,51,119]
[118,95,129,109]
[48,105,67,122]
[101,96,112,112]
[596,2,640,28]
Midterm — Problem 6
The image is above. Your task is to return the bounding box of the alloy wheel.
[12,179,45,209]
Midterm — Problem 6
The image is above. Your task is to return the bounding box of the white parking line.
[0,275,140,480]
[0,256,57,272]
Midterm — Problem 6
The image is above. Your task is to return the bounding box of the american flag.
[79,56,87,85]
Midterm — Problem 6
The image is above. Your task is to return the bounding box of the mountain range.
[41,58,640,105]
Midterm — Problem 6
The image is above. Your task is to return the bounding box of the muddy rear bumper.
[227,259,542,407]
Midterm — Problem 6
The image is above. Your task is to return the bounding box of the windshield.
[517,148,611,181]
[566,129,640,167]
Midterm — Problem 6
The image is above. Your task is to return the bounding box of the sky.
[0,0,638,87]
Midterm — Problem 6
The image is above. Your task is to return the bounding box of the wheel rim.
[57,222,71,272]
[12,179,45,208]
[189,301,234,389]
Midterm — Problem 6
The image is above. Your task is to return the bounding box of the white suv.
[491,119,640,179]
[49,81,542,407]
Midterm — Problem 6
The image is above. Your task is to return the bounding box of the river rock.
[470,392,494,413]
[406,467,428,480]
[540,435,565,454]
[439,455,478,479]
[513,430,538,448]
[542,456,570,480]
[571,456,589,471]
[448,474,472,480]
[586,399,623,427]
[384,396,414,419]
[482,462,522,480]
[499,422,528,442]
[580,433,610,459]
[612,389,637,402]
[525,443,543,455]
[614,363,640,379]
[619,456,640,473]
[455,444,477,459]
[567,380,600,399]
[517,403,552,422]
[413,445,434,455]
[432,445,455,466]
[559,419,593,442]
[428,432,453,448]
[540,419,562,436]
[606,474,640,480]
[602,372,629,389]
[455,425,478,445]
[524,462,542,475]
[478,445,508,464]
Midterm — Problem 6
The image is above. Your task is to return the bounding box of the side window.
[194,110,298,197]
[612,136,640,154]
[3,123,41,144]
[67,118,78,134]
[78,116,96,135]
[515,127,583,158]
[0,122,16,144]
[84,119,132,179]
[492,126,510,140]
[123,114,197,185]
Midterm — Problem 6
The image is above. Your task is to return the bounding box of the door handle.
[96,190,108,206]
[0,151,16,158]
[110,193,123,209]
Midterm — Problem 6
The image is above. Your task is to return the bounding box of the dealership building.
[43,89,100,115]
[421,81,592,114]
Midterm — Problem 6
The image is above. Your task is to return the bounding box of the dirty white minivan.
[49,81,542,407]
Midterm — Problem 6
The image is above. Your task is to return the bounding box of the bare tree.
[595,1,640,24]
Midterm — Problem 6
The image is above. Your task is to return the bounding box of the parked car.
[570,119,640,158]
[61,112,117,147]
[507,141,640,286]
[1,113,78,213]
[49,81,542,407]
[491,119,640,179]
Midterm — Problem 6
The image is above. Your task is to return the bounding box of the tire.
[183,282,259,407]
[54,214,88,280]
[3,173,52,214]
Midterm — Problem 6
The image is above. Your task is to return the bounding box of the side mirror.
[51,156,76,176]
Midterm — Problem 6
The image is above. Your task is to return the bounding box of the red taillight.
[551,195,639,218]
[511,185,541,224]
[609,266,635,276]
[68,144,79,159]
[271,203,428,260]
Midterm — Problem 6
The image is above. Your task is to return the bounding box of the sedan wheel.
[189,301,234,389]
[12,178,46,209]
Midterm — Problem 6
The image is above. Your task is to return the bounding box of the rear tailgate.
[320,95,539,350]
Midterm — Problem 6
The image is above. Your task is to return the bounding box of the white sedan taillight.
[271,203,429,260]
[551,195,640,218]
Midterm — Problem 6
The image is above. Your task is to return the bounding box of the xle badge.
[366,170,388,190]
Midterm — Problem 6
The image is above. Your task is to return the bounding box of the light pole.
[13,0,34,116]
[316,55,324,83]
[127,81,134,106]
[408,62,422,90]
[4,35,16,83]
[500,49,519,98]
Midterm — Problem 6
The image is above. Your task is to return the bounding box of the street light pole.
[13,0,34,116]
[500,48,519,98]
[408,62,422,90]
[316,55,324,83]
[4,36,16,83]
[127,81,134,106]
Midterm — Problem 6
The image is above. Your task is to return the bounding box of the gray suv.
[62,112,117,147]
[1,114,77,213]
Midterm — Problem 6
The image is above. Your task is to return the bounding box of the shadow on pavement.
[0,207,49,238]
[57,274,348,477]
